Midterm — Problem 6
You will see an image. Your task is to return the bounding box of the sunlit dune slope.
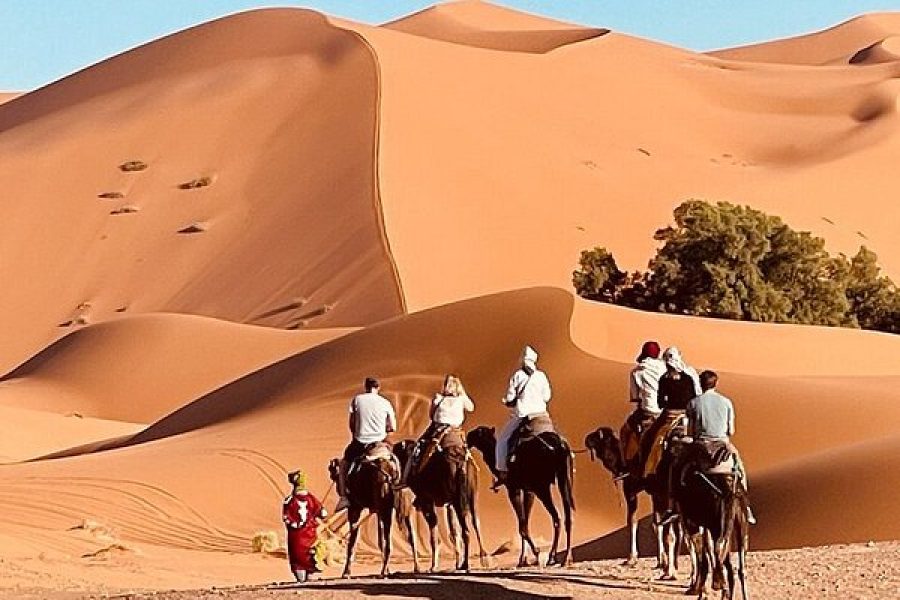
[337,11,900,315]
[0,8,403,376]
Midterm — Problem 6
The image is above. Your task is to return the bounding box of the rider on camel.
[642,346,701,478]
[621,341,666,468]
[335,377,398,512]
[661,369,756,525]
[402,374,474,484]
[494,345,551,489]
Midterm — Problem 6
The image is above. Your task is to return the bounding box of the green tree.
[574,199,899,334]
[573,247,626,303]
[846,246,900,333]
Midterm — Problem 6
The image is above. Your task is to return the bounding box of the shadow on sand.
[284,567,687,599]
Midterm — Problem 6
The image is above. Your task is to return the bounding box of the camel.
[466,424,575,567]
[673,450,750,599]
[327,453,396,578]
[393,433,488,572]
[584,425,683,579]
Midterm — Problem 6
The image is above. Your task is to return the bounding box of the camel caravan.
[286,343,751,599]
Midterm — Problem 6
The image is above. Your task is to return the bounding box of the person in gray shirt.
[685,370,755,524]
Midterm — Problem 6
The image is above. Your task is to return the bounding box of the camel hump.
[361,441,394,462]
[527,414,555,436]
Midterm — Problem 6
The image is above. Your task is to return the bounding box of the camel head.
[327,457,340,483]
[392,439,416,469]
[584,427,627,478]
[465,426,496,453]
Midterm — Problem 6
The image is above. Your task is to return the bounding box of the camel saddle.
[361,441,394,462]
[413,426,467,474]
[508,414,556,465]
[686,439,737,475]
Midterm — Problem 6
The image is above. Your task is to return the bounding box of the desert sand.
[0,0,898,597]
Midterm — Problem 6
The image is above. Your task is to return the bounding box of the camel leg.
[624,493,639,567]
[423,506,439,573]
[451,496,471,572]
[445,507,460,568]
[521,491,540,566]
[685,530,700,595]
[379,503,393,578]
[655,518,666,570]
[342,507,363,579]
[404,508,420,574]
[467,479,489,567]
[534,487,561,567]
[557,452,575,566]
[659,522,677,580]
[509,488,538,567]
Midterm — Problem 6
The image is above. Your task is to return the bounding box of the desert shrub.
[846,246,900,333]
[574,200,899,334]
[98,191,124,199]
[572,247,626,303]
[178,176,213,190]
[251,530,281,554]
[119,160,148,172]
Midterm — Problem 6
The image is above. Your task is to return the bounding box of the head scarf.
[663,346,687,372]
[288,470,308,495]
[637,341,661,362]
[521,345,538,371]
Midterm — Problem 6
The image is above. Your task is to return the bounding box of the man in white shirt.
[621,341,667,467]
[335,377,397,511]
[494,345,552,487]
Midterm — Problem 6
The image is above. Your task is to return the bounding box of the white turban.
[663,346,687,372]
[522,345,538,369]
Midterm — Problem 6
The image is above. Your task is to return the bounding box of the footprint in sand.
[177,222,207,234]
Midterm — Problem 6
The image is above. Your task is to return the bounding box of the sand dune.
[0,1,898,593]
[1,289,897,575]
[710,13,900,65]
[0,405,141,463]
[0,313,354,422]
[383,0,607,52]
[0,8,403,376]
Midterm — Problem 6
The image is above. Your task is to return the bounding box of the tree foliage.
[573,200,899,334]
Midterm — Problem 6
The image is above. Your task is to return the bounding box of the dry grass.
[250,531,281,554]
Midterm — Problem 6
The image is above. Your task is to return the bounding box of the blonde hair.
[441,374,465,397]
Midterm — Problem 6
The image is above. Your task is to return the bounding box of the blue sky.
[2,1,900,90]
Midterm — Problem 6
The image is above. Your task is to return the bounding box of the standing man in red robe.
[282,470,327,582]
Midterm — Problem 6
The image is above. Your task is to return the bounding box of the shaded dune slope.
[0,313,354,422]
[383,0,607,53]
[2,289,897,560]
[0,8,404,375]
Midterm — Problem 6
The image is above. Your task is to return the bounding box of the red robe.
[282,491,325,572]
